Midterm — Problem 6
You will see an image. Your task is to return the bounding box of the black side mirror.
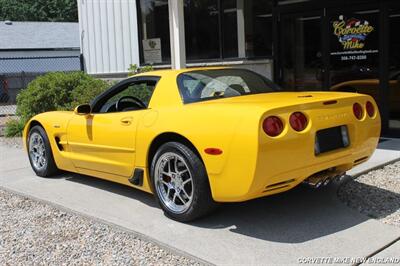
[74,104,91,115]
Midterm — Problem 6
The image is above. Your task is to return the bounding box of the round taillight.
[366,101,375,117]
[289,112,308,132]
[263,116,284,137]
[353,103,363,120]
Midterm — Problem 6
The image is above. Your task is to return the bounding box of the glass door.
[279,10,325,91]
[388,6,400,132]
[327,8,380,103]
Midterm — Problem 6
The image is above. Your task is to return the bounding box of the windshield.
[177,69,280,103]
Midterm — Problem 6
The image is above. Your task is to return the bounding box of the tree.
[0,0,78,22]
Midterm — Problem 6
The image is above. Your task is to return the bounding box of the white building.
[77,0,273,78]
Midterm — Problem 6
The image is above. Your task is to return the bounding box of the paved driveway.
[1,143,399,265]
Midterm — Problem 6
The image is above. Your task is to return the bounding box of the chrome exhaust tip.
[334,173,347,182]
[315,181,323,188]
[323,178,330,186]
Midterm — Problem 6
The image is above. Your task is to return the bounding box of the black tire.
[150,142,216,222]
[27,125,59,177]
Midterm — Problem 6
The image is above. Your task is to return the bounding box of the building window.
[184,0,221,60]
[138,0,171,64]
[184,0,273,61]
[137,0,273,64]
[243,0,273,58]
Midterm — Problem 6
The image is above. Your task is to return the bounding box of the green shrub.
[128,64,154,76]
[16,71,109,123]
[65,78,110,110]
[4,71,109,137]
[4,119,24,137]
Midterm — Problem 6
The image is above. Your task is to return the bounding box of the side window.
[98,81,156,113]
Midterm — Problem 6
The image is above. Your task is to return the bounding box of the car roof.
[133,67,228,78]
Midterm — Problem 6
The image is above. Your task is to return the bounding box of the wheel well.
[147,132,203,168]
[28,120,43,131]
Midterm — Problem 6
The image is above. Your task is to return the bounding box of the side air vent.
[54,137,64,151]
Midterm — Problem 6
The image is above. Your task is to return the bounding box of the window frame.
[91,76,161,114]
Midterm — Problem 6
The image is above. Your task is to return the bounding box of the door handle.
[120,117,133,126]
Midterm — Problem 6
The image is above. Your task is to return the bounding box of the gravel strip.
[0,137,23,149]
[338,161,400,227]
[0,188,203,265]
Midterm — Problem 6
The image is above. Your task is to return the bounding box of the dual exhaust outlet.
[302,170,346,188]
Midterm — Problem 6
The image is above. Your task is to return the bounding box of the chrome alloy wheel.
[29,132,47,171]
[154,152,194,214]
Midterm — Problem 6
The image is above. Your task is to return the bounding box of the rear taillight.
[289,112,308,132]
[366,101,375,117]
[353,103,363,120]
[263,116,284,137]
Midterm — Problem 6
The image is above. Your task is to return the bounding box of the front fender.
[23,111,76,171]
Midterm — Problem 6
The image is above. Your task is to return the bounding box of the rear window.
[177,69,280,103]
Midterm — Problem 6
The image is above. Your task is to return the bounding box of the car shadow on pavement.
[63,172,158,208]
[58,172,398,244]
[191,180,399,243]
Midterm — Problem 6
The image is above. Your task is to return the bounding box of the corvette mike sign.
[330,14,378,62]
[333,15,374,50]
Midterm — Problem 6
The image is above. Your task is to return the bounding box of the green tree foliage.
[0,0,78,22]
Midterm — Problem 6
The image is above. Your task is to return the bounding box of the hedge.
[5,71,109,137]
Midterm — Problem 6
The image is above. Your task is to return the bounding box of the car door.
[67,77,158,178]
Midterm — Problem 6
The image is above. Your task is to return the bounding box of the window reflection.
[244,0,273,57]
[139,0,171,63]
[184,0,221,60]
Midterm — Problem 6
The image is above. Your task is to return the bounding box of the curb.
[349,157,400,179]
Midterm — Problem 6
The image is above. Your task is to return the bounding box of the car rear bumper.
[209,97,381,202]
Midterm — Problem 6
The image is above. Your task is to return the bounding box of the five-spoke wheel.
[29,132,47,171]
[154,152,194,214]
[27,125,59,177]
[151,142,216,222]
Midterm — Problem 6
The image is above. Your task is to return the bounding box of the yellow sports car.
[23,68,381,221]
[330,71,400,113]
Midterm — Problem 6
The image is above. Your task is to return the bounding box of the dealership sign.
[333,15,374,50]
[331,15,378,62]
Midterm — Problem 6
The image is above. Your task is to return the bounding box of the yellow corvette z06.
[23,68,381,222]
